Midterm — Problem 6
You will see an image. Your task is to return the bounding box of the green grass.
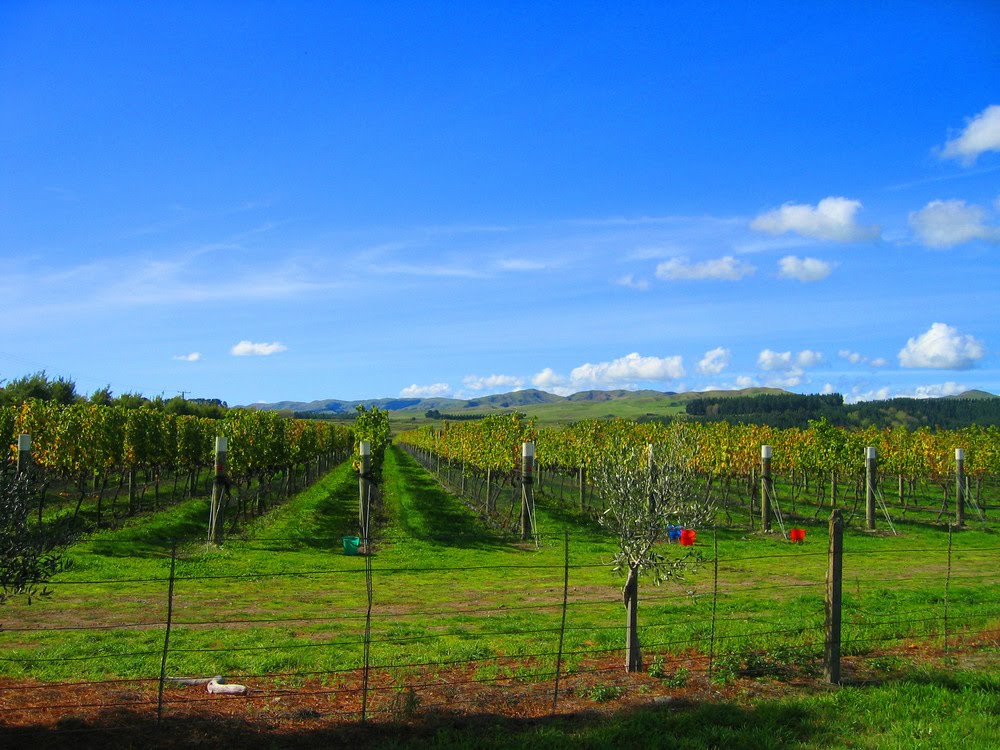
[1,446,997,747]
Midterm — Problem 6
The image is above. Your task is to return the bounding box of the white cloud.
[777,255,834,281]
[616,274,650,290]
[898,323,985,369]
[757,349,821,387]
[532,367,568,389]
[570,352,686,387]
[734,375,757,389]
[871,358,888,368]
[908,199,1000,248]
[173,352,201,362]
[750,197,880,242]
[845,386,893,403]
[231,340,288,356]
[462,374,525,391]
[697,347,731,375]
[758,349,793,371]
[910,382,968,399]
[655,256,755,281]
[796,350,823,368]
[766,373,803,388]
[400,383,451,398]
[940,104,1000,165]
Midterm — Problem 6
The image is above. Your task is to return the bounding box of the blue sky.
[2,2,999,406]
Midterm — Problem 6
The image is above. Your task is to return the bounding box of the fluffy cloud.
[400,383,451,398]
[697,347,731,375]
[570,352,686,386]
[910,382,968,398]
[462,374,525,391]
[796,350,823,368]
[750,197,879,242]
[898,323,985,369]
[777,255,834,281]
[758,349,823,371]
[940,104,1000,165]
[908,199,1000,248]
[844,386,893,403]
[173,352,201,362]
[231,340,288,356]
[655,256,755,281]
[532,367,568,389]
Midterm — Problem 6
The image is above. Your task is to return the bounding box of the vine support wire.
[872,483,898,536]
[157,541,178,721]
[551,529,569,714]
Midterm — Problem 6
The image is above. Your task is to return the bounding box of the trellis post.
[760,445,772,532]
[208,436,228,543]
[865,447,877,532]
[17,434,31,476]
[520,442,535,540]
[955,449,965,527]
[358,440,372,543]
[824,509,844,684]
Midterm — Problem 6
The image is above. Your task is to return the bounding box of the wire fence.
[1,527,997,733]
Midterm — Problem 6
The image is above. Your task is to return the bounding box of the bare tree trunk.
[624,565,642,672]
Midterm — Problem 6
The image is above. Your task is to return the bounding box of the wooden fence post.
[824,509,844,684]
[17,434,31,476]
[955,449,965,528]
[520,442,535,540]
[208,437,228,543]
[760,445,772,532]
[358,440,371,543]
[865,447,877,532]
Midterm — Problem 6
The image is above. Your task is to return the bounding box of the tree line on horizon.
[0,372,228,419]
[682,392,1000,430]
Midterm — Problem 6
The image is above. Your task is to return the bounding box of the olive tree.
[1,470,66,606]
[594,429,714,672]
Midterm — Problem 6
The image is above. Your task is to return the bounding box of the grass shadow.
[82,498,210,557]
[387,447,513,551]
[3,694,829,749]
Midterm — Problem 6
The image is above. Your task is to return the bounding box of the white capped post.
[865,446,877,531]
[955,448,965,527]
[17,434,31,475]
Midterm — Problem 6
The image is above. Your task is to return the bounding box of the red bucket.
[789,528,805,543]
[679,529,696,546]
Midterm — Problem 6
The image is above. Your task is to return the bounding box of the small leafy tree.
[0,470,67,606]
[594,427,714,672]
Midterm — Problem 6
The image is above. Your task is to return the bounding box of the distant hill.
[247,386,792,424]
[247,386,999,430]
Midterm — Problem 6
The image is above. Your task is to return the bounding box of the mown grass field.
[1,446,997,748]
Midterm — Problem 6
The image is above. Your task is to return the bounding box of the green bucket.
[342,535,360,556]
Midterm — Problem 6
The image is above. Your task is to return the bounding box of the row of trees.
[2,401,353,488]
[400,417,1000,482]
[685,391,1000,430]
